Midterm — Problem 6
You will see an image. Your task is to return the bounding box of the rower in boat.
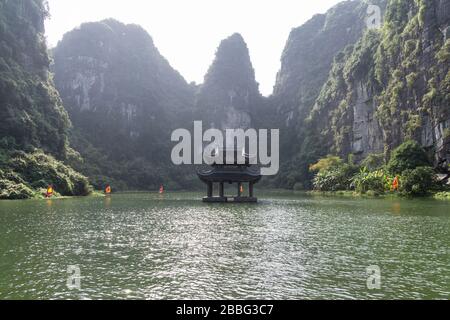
[45,185,54,198]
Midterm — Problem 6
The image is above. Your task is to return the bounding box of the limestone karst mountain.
[307,0,450,161]
[272,0,449,189]
[53,28,265,189]
[195,33,263,132]
[53,19,196,189]
[1,0,449,196]
[270,0,389,187]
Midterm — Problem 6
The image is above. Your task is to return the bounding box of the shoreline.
[306,190,450,201]
[1,189,449,201]
[0,191,105,202]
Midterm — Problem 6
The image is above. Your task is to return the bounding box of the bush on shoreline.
[310,157,358,192]
[0,178,35,200]
[386,140,431,174]
[352,168,391,195]
[400,167,439,196]
[434,192,450,200]
[0,149,92,200]
[309,141,446,197]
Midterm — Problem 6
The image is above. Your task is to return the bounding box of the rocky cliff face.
[309,0,449,164]
[271,0,388,171]
[308,30,385,161]
[195,33,262,131]
[416,0,449,166]
[0,0,71,156]
[273,0,386,125]
[0,0,90,199]
[53,19,196,189]
[273,0,449,188]
[53,19,194,153]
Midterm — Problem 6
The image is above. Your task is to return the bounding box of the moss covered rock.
[0,1,93,200]
[8,150,91,197]
[0,149,92,199]
[0,179,34,200]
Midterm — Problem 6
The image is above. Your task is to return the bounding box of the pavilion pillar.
[237,182,242,197]
[249,182,254,198]
[207,182,213,198]
[219,182,224,198]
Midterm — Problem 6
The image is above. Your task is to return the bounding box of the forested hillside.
[0,0,90,199]
[272,0,449,189]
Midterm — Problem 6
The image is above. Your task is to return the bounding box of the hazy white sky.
[45,0,342,96]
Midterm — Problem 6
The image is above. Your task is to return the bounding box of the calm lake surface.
[0,191,448,300]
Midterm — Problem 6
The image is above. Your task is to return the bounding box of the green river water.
[0,191,448,300]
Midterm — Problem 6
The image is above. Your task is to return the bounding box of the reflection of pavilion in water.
[197,148,261,203]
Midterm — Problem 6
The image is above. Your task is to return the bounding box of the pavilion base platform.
[197,152,262,204]
[203,196,258,203]
[200,180,259,204]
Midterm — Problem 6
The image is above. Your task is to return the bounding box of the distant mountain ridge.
[51,0,450,190]
[1,0,448,196]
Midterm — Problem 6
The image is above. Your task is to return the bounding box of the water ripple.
[0,192,448,299]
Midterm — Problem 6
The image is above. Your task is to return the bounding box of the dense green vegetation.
[67,131,200,191]
[386,140,431,174]
[400,166,438,196]
[0,0,70,156]
[352,168,392,194]
[310,141,446,197]
[273,0,449,191]
[0,149,90,199]
[0,0,91,199]
[434,191,450,200]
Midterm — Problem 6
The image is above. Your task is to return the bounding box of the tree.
[309,155,343,173]
[400,167,437,196]
[387,140,430,174]
[361,153,385,171]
